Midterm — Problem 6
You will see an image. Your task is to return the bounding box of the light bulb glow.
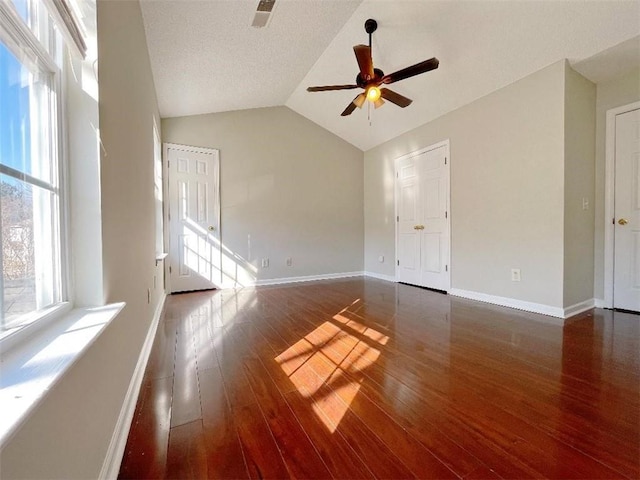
[367,86,381,102]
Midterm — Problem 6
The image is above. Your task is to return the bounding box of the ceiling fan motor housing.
[356,68,384,88]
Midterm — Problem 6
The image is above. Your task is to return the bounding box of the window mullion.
[0,165,57,193]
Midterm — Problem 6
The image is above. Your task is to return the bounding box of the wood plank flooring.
[118,278,640,479]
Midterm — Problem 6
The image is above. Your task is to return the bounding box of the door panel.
[422,233,441,273]
[168,145,221,293]
[614,109,640,310]
[396,144,450,290]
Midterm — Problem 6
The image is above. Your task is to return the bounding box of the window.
[0,0,65,338]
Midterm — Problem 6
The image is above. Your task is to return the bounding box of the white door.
[396,143,450,291]
[167,144,221,293]
[613,108,640,311]
[397,155,421,286]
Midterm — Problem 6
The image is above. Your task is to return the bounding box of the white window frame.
[0,0,71,345]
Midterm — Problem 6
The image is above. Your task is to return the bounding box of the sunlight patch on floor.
[275,300,389,432]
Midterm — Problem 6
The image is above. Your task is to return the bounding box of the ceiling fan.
[307,19,439,117]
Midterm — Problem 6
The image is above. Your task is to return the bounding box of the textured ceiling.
[140,0,362,117]
[141,0,640,151]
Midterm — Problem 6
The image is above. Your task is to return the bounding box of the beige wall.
[162,107,364,284]
[563,64,596,307]
[365,61,567,308]
[0,1,164,478]
[593,67,640,300]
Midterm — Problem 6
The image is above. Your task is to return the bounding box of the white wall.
[162,107,364,285]
[0,1,164,478]
[563,64,596,308]
[593,67,640,300]
[365,61,567,308]
[66,47,104,307]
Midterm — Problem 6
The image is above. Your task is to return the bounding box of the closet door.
[396,144,450,291]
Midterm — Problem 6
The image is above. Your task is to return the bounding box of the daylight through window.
[0,0,64,334]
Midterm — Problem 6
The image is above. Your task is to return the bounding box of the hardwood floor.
[118,278,640,479]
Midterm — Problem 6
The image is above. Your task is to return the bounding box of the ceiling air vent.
[251,0,275,28]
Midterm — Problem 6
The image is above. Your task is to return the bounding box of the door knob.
[618,218,629,226]
[208,225,215,231]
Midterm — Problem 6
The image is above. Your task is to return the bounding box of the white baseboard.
[99,293,167,480]
[449,289,598,320]
[563,299,595,318]
[449,288,565,318]
[594,298,608,308]
[364,271,396,282]
[222,271,364,289]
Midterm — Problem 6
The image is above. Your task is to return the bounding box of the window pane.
[1,174,58,328]
[0,40,54,185]
[10,0,30,24]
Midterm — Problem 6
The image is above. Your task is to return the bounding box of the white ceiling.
[141,0,640,151]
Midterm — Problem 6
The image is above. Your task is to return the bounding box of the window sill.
[155,252,168,266]
[0,302,125,446]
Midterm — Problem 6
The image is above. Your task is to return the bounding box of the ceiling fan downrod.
[364,18,377,48]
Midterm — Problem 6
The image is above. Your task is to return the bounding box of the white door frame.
[163,142,221,294]
[394,139,451,290]
[603,101,640,308]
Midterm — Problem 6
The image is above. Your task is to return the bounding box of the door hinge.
[397,260,400,266]
[396,171,399,178]
[445,265,448,272]
[612,217,615,225]
[169,266,172,274]
[167,160,170,169]
[445,211,448,219]
[444,157,447,165]
[397,215,399,222]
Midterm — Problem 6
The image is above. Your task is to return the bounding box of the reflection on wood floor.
[118,277,639,479]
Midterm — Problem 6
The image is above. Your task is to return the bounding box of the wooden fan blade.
[307,84,359,92]
[341,93,366,116]
[382,57,439,84]
[353,44,374,81]
[380,88,413,108]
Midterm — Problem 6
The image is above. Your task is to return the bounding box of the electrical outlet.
[378,255,384,263]
[286,257,292,267]
[511,268,521,282]
[261,258,269,268]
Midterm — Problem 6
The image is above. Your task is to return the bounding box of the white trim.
[594,298,607,308]
[449,288,565,318]
[42,0,87,58]
[164,142,219,156]
[394,139,451,289]
[222,271,364,289]
[364,271,396,282]
[603,101,640,309]
[99,293,166,480]
[563,299,595,318]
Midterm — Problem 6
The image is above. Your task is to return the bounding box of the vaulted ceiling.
[140,0,640,151]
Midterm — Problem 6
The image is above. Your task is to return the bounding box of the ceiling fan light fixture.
[354,93,366,108]
[367,86,381,102]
